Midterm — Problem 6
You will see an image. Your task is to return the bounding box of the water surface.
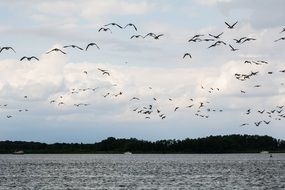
[0,154,284,189]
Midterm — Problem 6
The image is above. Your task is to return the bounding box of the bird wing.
[31,56,39,61]
[59,49,66,54]
[20,56,27,61]
[9,47,16,53]
[75,46,83,50]
[225,22,231,27]
[232,21,238,27]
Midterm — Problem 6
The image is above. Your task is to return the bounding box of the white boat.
[124,152,132,155]
[13,150,24,155]
[260,151,269,154]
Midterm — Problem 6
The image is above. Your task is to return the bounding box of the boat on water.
[260,151,269,154]
[13,150,24,155]
[124,152,132,155]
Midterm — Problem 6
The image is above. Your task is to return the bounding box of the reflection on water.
[0,154,284,189]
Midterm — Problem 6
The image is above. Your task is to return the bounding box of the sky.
[0,0,285,143]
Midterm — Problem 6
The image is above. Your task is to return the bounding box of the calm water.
[0,154,284,190]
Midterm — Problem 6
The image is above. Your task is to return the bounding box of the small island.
[1,134,285,154]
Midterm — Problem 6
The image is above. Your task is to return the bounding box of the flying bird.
[104,23,123,28]
[233,37,247,43]
[86,43,100,50]
[229,44,238,51]
[124,23,137,31]
[46,48,66,54]
[208,32,223,39]
[20,56,39,61]
[183,53,192,59]
[225,21,238,29]
[274,37,285,42]
[63,45,83,50]
[0,47,16,53]
[98,27,112,33]
[130,35,144,39]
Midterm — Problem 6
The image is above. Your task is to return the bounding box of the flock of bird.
[1,21,285,128]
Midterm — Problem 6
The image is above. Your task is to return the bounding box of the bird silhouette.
[0,47,16,53]
[233,37,247,43]
[274,37,285,42]
[46,48,66,54]
[104,23,123,28]
[20,56,39,61]
[183,53,192,59]
[98,27,112,33]
[229,44,238,51]
[124,23,137,31]
[225,21,238,29]
[63,45,83,50]
[130,35,144,39]
[86,43,100,50]
[208,32,223,39]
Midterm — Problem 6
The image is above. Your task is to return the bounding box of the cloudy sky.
[0,0,285,143]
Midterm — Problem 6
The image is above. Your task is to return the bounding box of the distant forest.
[1,134,285,154]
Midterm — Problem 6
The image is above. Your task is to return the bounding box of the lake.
[0,154,284,189]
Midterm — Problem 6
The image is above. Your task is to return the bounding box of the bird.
[130,97,140,101]
[274,37,285,42]
[229,44,238,51]
[144,33,157,38]
[20,56,39,61]
[50,100,56,104]
[240,123,249,127]
[46,48,66,54]
[98,27,112,33]
[6,115,12,118]
[258,110,265,114]
[130,35,144,39]
[241,38,256,43]
[86,43,100,50]
[83,71,88,75]
[58,102,64,106]
[0,47,16,53]
[225,21,238,29]
[124,23,137,31]
[63,45,83,50]
[153,34,164,40]
[104,23,123,28]
[263,120,271,125]
[233,37,247,43]
[208,32,223,39]
[174,107,179,112]
[254,121,262,126]
[183,53,192,59]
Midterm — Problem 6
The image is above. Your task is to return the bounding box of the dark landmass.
[1,134,285,154]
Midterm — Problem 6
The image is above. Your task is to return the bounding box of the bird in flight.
[229,44,238,51]
[208,32,223,39]
[233,37,247,43]
[130,35,144,39]
[98,27,112,33]
[153,34,164,40]
[183,53,192,59]
[104,23,123,29]
[240,123,249,127]
[86,43,100,50]
[46,48,66,54]
[63,45,83,50]
[124,23,137,31]
[0,47,16,53]
[274,37,285,42]
[20,56,39,61]
[225,21,238,29]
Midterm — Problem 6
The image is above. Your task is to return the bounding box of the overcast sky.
[0,0,285,143]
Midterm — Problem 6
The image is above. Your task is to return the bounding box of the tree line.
[0,134,285,154]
